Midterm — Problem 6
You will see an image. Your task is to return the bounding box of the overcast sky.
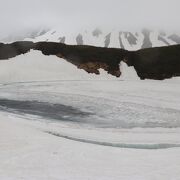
[0,0,179,37]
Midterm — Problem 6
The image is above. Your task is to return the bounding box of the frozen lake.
[0,80,180,149]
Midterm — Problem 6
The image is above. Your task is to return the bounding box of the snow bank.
[0,111,180,180]
[0,50,140,83]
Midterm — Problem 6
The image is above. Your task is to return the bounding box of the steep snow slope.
[24,28,180,50]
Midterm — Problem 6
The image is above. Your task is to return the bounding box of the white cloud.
[0,0,179,37]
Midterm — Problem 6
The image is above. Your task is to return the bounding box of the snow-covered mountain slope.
[0,28,180,82]
[23,28,180,50]
[0,28,50,43]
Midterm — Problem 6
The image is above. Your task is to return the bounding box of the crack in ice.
[46,131,180,150]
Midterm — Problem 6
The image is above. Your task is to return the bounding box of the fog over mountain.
[0,0,180,38]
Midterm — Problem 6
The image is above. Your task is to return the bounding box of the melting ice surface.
[0,52,180,149]
[0,77,180,149]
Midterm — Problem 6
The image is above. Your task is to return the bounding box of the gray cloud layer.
[0,0,179,37]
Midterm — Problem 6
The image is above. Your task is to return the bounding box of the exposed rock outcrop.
[0,41,180,80]
[0,41,34,59]
[126,45,180,80]
[34,42,128,77]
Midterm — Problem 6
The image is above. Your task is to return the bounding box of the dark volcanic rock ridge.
[0,41,180,80]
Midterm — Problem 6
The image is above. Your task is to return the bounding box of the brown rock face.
[42,42,128,77]
[76,62,121,77]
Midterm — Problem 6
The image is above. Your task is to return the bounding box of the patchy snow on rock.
[24,28,180,50]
